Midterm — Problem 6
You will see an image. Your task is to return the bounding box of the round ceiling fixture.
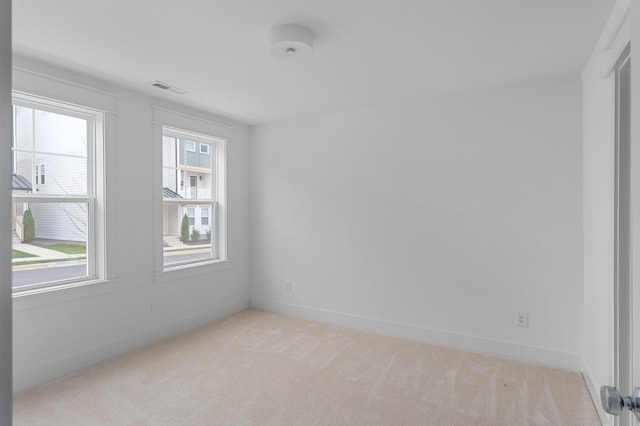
[269,25,314,61]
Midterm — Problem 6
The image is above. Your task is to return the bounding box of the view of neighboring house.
[162,136,214,241]
[12,105,214,246]
[12,104,88,243]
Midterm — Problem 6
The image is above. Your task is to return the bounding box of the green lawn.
[13,257,87,266]
[35,243,86,255]
[163,246,211,253]
[12,249,36,259]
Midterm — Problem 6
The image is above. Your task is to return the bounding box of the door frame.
[630,1,640,423]
[614,42,633,426]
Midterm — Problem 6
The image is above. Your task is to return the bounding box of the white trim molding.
[12,66,117,114]
[251,299,582,372]
[0,0,12,421]
[582,359,614,426]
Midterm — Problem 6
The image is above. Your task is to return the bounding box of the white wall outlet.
[284,281,292,293]
[516,312,529,328]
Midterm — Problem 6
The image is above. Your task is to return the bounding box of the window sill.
[155,259,231,284]
[12,278,119,311]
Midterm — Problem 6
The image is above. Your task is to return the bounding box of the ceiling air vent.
[150,80,189,95]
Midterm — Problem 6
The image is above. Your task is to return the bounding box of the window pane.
[163,167,178,194]
[12,202,89,289]
[163,246,212,266]
[162,128,220,269]
[163,136,177,168]
[14,151,33,184]
[162,136,213,201]
[35,154,87,195]
[14,106,34,151]
[34,109,88,156]
[162,202,213,266]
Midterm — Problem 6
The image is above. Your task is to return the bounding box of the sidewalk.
[12,242,87,272]
[163,235,211,255]
[13,242,81,262]
[12,238,210,265]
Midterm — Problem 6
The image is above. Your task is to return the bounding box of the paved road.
[163,251,212,265]
[13,263,88,288]
[13,252,211,288]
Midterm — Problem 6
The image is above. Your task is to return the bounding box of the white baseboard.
[13,299,249,393]
[251,298,582,372]
[581,360,613,426]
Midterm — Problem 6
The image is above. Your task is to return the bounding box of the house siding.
[29,202,85,242]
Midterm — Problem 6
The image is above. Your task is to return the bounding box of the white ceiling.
[13,0,614,124]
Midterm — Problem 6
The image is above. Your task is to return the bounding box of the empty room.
[1,0,639,425]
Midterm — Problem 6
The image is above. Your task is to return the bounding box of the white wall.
[581,1,629,424]
[0,0,12,422]
[251,75,584,369]
[12,56,252,392]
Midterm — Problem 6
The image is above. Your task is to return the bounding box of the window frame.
[158,123,227,273]
[11,92,106,294]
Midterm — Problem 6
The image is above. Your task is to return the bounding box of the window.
[201,207,209,226]
[35,164,45,185]
[161,126,226,269]
[186,207,195,226]
[11,94,105,291]
[189,175,198,198]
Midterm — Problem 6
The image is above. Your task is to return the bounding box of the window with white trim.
[161,126,226,268]
[11,93,105,291]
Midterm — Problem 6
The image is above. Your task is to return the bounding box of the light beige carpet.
[14,309,600,425]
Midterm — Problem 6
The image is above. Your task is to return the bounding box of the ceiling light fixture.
[269,25,314,61]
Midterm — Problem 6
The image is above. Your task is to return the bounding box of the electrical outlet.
[146,303,154,316]
[284,281,292,293]
[516,312,529,328]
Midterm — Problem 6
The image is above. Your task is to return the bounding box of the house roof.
[12,174,32,191]
[162,187,183,199]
